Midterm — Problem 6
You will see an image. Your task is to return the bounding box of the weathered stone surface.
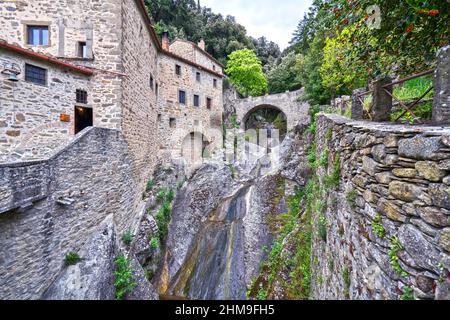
[436,280,450,300]
[362,156,379,176]
[388,180,423,202]
[440,229,450,252]
[42,216,116,300]
[377,198,407,222]
[416,207,449,227]
[375,172,393,184]
[383,135,398,148]
[415,161,446,182]
[398,136,442,160]
[392,168,417,178]
[371,144,386,162]
[398,224,441,272]
[429,184,450,209]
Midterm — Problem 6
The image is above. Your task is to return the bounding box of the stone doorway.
[74,106,93,134]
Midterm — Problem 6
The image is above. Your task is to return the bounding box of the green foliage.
[230,114,240,129]
[401,286,415,300]
[267,52,303,94]
[328,257,334,272]
[146,179,155,192]
[225,49,268,97]
[321,26,368,95]
[64,252,81,266]
[145,0,281,66]
[371,214,386,238]
[324,153,341,189]
[318,215,327,242]
[319,149,329,168]
[122,231,134,246]
[342,267,351,299]
[256,289,268,300]
[346,189,358,208]
[326,128,333,141]
[114,255,136,300]
[154,188,175,242]
[388,236,408,277]
[145,269,155,282]
[150,237,159,249]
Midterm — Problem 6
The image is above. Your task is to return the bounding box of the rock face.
[42,216,116,300]
[311,114,450,301]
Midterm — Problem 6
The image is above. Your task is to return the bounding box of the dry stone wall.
[0,127,139,299]
[311,113,450,300]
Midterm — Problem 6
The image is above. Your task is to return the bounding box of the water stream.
[163,185,253,300]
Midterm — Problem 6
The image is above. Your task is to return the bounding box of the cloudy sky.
[201,0,313,50]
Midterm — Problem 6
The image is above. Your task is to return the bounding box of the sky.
[201,0,313,50]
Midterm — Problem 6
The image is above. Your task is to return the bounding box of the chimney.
[198,39,205,51]
[162,32,170,51]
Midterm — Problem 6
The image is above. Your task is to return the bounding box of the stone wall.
[311,113,450,300]
[156,53,223,159]
[0,0,125,162]
[0,127,140,299]
[231,89,310,131]
[0,48,91,162]
[120,0,159,200]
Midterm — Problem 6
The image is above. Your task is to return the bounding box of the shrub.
[150,237,159,249]
[122,231,134,246]
[324,153,341,189]
[156,188,167,201]
[371,214,386,238]
[319,150,329,168]
[401,286,414,300]
[114,255,136,300]
[146,179,155,192]
[388,236,408,277]
[64,252,82,266]
[318,215,327,242]
[346,189,358,208]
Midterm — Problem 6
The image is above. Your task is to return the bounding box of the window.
[155,83,159,96]
[169,118,176,128]
[196,72,201,82]
[76,89,88,104]
[179,90,186,105]
[27,25,49,46]
[25,64,47,85]
[206,97,212,110]
[150,74,154,90]
[213,79,217,88]
[175,65,181,76]
[157,114,162,121]
[213,65,216,71]
[77,42,87,58]
[194,95,200,107]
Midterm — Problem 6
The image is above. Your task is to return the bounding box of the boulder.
[42,215,116,300]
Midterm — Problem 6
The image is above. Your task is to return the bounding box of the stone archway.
[231,89,311,131]
[180,131,211,167]
[242,104,288,141]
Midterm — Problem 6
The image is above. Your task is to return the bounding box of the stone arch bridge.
[232,88,311,130]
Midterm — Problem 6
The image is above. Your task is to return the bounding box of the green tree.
[225,49,268,97]
[267,52,303,94]
[320,26,369,95]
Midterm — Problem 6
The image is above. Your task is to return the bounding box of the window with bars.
[76,89,88,104]
[27,26,49,46]
[194,95,200,107]
[25,64,47,85]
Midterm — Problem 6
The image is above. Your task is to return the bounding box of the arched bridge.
[233,89,310,130]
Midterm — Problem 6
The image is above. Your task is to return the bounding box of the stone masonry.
[312,113,450,300]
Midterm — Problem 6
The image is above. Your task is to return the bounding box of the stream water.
[163,185,253,300]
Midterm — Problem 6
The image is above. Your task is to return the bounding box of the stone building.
[0,0,224,299]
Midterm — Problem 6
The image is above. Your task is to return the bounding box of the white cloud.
[201,0,313,50]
